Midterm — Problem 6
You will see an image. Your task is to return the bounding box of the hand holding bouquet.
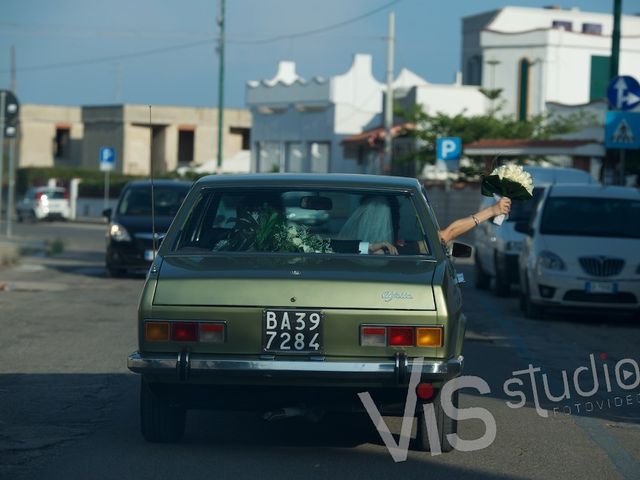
[481,164,534,225]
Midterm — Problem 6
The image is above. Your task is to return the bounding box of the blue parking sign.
[99,147,116,171]
[436,137,462,161]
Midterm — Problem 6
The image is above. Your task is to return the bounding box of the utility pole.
[608,0,623,185]
[610,0,621,80]
[10,45,16,93]
[382,11,395,175]
[216,0,226,172]
[0,92,5,227]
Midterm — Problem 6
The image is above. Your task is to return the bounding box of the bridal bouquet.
[481,164,534,225]
[273,224,333,254]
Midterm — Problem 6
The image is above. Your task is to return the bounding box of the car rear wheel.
[415,389,458,453]
[474,253,490,290]
[140,378,186,443]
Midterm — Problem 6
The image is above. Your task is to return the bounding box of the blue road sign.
[99,147,116,172]
[605,111,640,149]
[607,76,640,111]
[436,137,462,161]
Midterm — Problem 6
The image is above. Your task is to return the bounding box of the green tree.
[396,105,595,170]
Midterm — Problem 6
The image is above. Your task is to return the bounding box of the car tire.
[474,253,490,290]
[106,265,126,278]
[140,378,186,443]
[16,212,23,223]
[415,389,458,453]
[493,255,510,297]
[523,278,544,319]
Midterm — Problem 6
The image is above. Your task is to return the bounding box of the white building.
[246,54,383,174]
[246,55,488,174]
[462,6,640,118]
[393,69,487,117]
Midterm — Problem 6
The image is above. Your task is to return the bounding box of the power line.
[227,0,402,45]
[0,38,217,74]
[0,0,401,74]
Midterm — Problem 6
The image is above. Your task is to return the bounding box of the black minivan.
[104,180,192,277]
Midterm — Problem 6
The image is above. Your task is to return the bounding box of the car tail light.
[416,327,443,347]
[199,323,225,343]
[171,322,198,342]
[361,325,443,348]
[35,192,44,202]
[64,191,70,200]
[388,327,415,347]
[360,326,386,347]
[145,322,169,342]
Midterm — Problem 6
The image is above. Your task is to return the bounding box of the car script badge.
[290,270,302,276]
[381,291,414,302]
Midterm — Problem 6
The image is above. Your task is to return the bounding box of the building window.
[582,23,602,35]
[589,55,610,101]
[54,126,71,159]
[309,142,330,173]
[178,128,195,165]
[286,142,305,172]
[517,59,530,122]
[230,127,250,150]
[257,141,281,172]
[552,20,573,31]
[466,55,483,86]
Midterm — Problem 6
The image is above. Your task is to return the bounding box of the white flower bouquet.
[274,224,333,253]
[481,164,534,225]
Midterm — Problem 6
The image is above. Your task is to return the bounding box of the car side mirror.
[514,221,534,236]
[102,208,112,220]
[451,242,473,258]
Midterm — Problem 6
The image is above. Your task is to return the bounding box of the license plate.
[263,309,323,353]
[144,250,155,261]
[585,282,617,294]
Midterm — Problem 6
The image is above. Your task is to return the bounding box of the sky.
[1,0,639,109]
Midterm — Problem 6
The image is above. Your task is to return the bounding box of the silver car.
[474,166,596,296]
[517,184,640,319]
[16,186,70,222]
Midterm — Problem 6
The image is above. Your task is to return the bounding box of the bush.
[17,167,200,198]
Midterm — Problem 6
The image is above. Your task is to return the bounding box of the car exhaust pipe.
[263,406,325,422]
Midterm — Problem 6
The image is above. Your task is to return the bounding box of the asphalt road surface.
[1,221,638,480]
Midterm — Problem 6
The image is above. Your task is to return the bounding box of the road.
[0,221,638,480]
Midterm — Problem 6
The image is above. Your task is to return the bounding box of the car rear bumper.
[127,351,464,387]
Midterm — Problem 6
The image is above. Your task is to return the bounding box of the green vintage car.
[127,173,469,450]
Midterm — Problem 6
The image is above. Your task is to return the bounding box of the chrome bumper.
[127,351,464,385]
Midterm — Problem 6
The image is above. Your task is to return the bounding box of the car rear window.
[117,185,190,216]
[540,196,640,238]
[45,190,66,200]
[173,188,430,255]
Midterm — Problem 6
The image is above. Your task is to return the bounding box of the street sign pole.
[0,91,6,227]
[104,170,110,211]
[6,135,16,238]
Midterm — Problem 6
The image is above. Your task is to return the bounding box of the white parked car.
[517,184,640,319]
[474,166,596,296]
[16,186,70,222]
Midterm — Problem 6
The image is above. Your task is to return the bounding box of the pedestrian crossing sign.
[605,112,640,149]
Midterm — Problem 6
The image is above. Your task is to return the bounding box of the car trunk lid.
[154,254,437,310]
